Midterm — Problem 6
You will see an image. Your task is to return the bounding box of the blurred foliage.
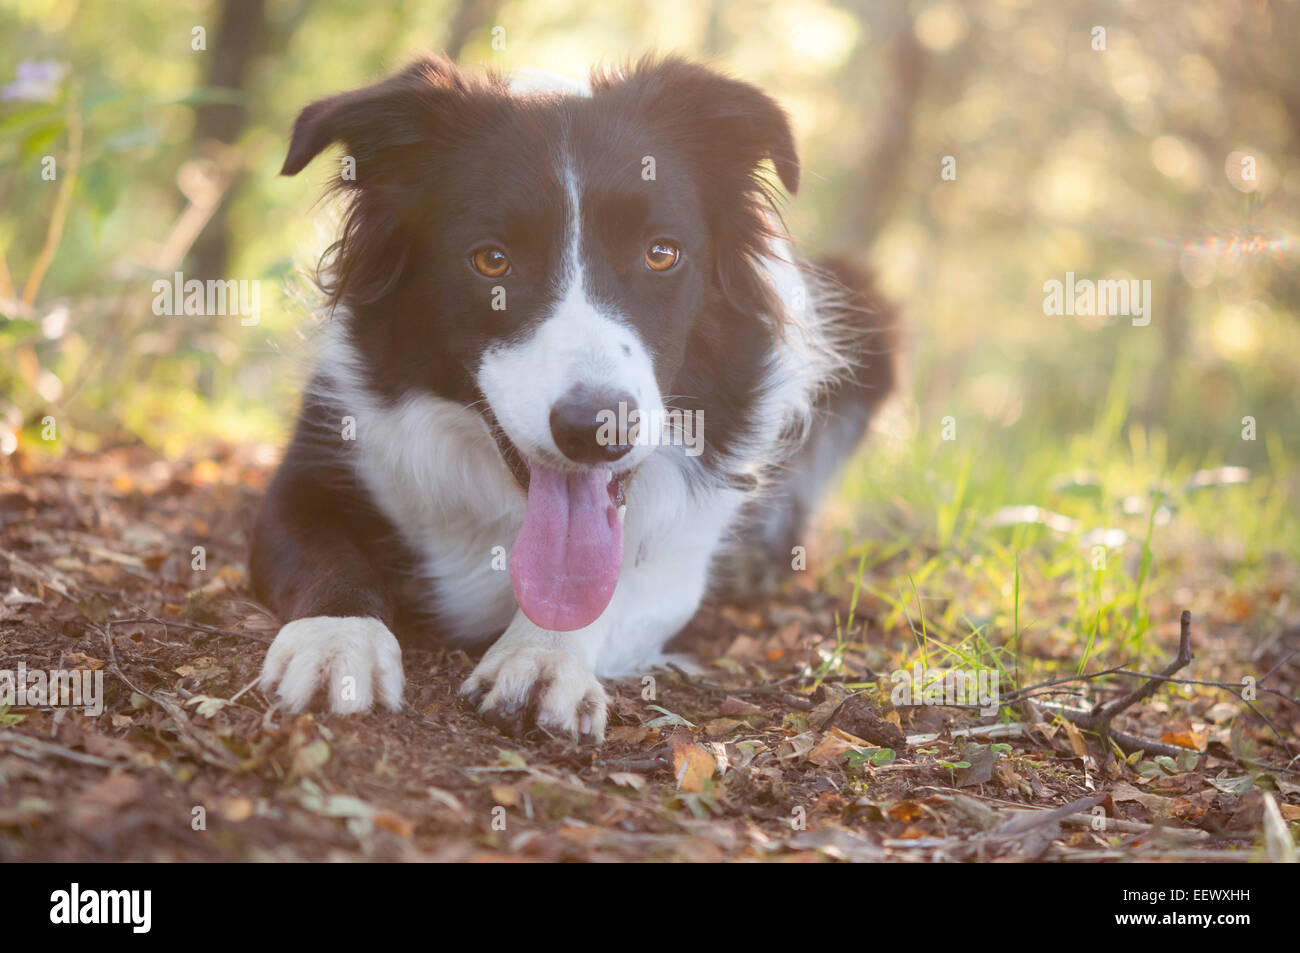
[0,0,1297,496]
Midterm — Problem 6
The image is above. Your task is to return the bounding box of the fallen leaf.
[607,772,646,791]
[886,801,924,822]
[373,809,416,838]
[219,797,253,822]
[289,738,331,780]
[63,652,106,670]
[702,717,742,738]
[776,730,816,763]
[491,785,520,806]
[719,695,762,716]
[75,773,142,810]
[1160,729,1207,752]
[184,695,231,719]
[1061,719,1089,758]
[954,744,996,787]
[808,732,859,767]
[672,742,716,792]
[606,725,656,746]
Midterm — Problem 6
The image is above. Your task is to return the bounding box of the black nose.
[549,387,638,465]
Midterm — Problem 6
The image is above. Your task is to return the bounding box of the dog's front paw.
[260,616,404,714]
[461,646,608,743]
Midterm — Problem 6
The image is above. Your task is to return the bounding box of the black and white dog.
[251,55,895,742]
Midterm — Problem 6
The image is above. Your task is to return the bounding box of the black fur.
[251,55,895,643]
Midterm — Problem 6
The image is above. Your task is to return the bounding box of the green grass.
[827,398,1299,692]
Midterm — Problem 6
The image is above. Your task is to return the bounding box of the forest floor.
[1,444,1297,862]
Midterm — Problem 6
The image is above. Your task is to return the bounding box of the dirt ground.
[1,445,1296,862]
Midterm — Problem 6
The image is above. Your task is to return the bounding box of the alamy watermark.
[596,401,703,457]
[890,663,1000,716]
[49,883,151,933]
[1043,272,1151,326]
[151,272,260,326]
[0,663,104,716]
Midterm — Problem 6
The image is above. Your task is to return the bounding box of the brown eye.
[471,246,511,278]
[644,240,680,272]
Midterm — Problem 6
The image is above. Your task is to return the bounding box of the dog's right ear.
[280,55,472,177]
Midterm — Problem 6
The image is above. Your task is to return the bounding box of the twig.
[100,623,239,769]
[0,730,118,768]
[1055,848,1253,862]
[0,546,76,600]
[664,663,813,710]
[905,722,1029,746]
[1073,610,1194,738]
[1058,812,1212,840]
[105,616,272,644]
[228,674,263,704]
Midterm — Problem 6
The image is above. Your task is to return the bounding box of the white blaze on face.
[475,162,665,633]
[475,164,664,469]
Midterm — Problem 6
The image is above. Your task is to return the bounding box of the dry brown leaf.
[75,773,142,810]
[1159,729,1207,751]
[830,726,870,746]
[702,717,742,738]
[672,742,716,792]
[606,725,656,746]
[191,460,222,484]
[607,772,647,791]
[490,785,520,807]
[995,760,1025,790]
[63,652,105,670]
[723,634,764,661]
[886,800,924,822]
[1061,719,1089,758]
[776,730,817,763]
[373,809,416,838]
[807,732,859,767]
[219,797,253,822]
[719,695,762,716]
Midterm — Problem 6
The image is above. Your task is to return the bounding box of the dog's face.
[283,56,798,630]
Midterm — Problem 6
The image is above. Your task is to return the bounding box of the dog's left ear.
[280,54,474,179]
[602,57,800,195]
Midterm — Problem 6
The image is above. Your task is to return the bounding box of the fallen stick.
[1028,611,1195,757]
[905,722,1030,746]
[0,730,117,768]
[1076,610,1195,734]
[1028,700,1193,759]
[105,615,273,645]
[1053,811,1210,840]
[1055,848,1253,862]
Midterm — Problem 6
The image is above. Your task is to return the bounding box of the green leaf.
[644,705,696,729]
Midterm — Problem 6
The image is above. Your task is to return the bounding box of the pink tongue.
[510,465,623,631]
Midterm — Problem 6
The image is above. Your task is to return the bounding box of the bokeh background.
[2,0,1298,662]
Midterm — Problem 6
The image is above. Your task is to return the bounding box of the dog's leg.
[731,257,898,588]
[459,615,610,742]
[461,481,737,742]
[250,440,405,714]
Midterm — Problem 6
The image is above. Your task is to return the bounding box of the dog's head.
[283,55,798,630]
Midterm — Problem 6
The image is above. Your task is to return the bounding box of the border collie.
[250,55,896,742]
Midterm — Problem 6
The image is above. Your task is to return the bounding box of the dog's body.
[251,56,895,741]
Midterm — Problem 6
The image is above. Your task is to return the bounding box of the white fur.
[477,163,664,474]
[462,641,609,740]
[507,68,592,98]
[260,616,404,714]
[272,165,844,740]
